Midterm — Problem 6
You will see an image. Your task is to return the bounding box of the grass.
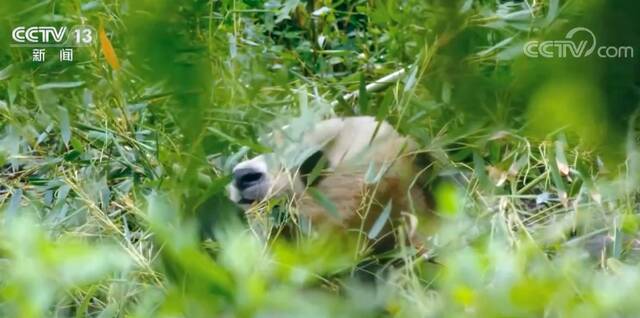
[1,0,640,317]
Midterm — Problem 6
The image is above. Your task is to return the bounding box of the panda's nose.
[233,168,265,191]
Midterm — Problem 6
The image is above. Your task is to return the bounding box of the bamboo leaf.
[99,22,121,70]
[308,187,339,219]
[368,200,392,239]
[37,81,84,90]
[58,106,71,146]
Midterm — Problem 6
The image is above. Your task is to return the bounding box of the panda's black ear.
[299,150,328,186]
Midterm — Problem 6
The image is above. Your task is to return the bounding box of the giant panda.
[227,116,436,253]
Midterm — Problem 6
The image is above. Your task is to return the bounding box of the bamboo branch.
[330,68,406,107]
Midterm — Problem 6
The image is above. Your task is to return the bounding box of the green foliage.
[1,0,639,317]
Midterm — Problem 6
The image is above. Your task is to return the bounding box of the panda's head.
[226,150,327,209]
[226,116,412,210]
[226,117,346,209]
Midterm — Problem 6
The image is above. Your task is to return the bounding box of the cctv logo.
[11,25,94,47]
[12,26,67,43]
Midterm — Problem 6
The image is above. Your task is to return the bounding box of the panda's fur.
[228,116,435,252]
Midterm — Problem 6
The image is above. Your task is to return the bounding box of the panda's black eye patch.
[299,150,328,186]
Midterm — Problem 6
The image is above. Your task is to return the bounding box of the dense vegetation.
[1,0,639,317]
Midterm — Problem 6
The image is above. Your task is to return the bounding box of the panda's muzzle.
[233,168,267,203]
[234,168,265,190]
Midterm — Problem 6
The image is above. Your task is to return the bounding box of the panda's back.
[298,117,431,246]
